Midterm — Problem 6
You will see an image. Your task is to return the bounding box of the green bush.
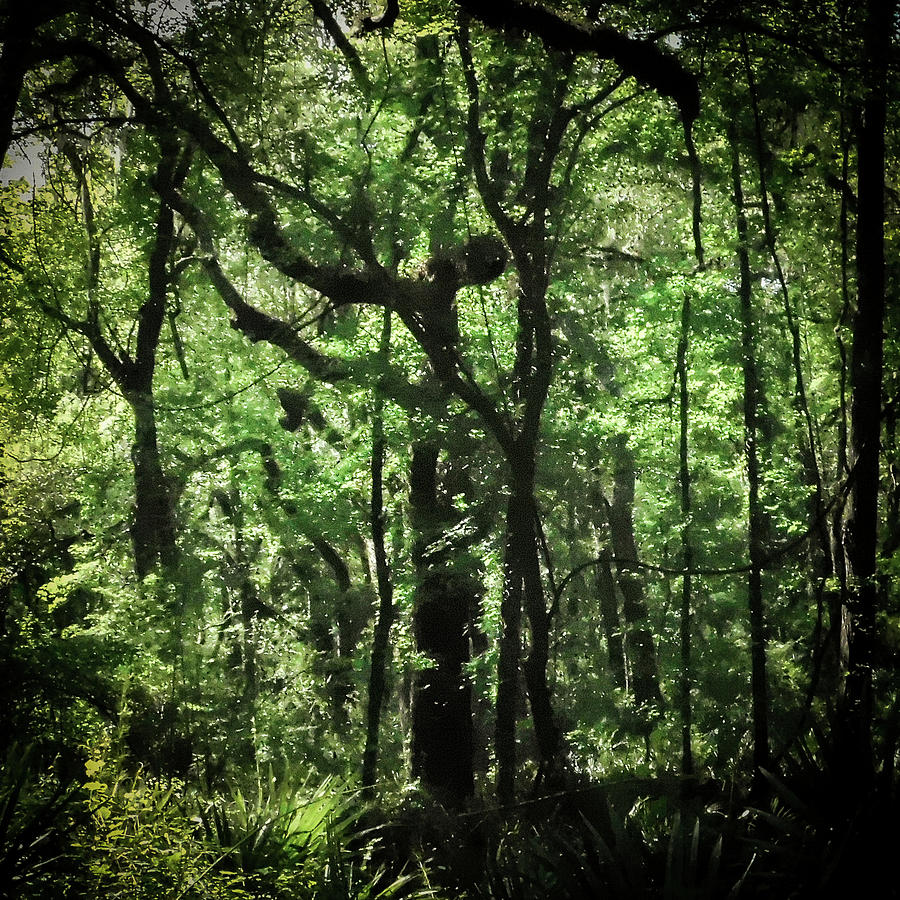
[71,742,245,899]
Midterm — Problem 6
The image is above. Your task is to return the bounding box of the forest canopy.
[0,0,897,896]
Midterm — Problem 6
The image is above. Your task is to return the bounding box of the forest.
[0,0,897,896]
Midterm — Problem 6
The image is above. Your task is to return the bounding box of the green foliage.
[2,0,897,895]
[199,768,432,899]
[73,743,242,899]
[0,744,80,899]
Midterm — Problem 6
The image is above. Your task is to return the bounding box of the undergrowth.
[1,729,896,899]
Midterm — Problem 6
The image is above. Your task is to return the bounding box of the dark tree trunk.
[741,38,834,634]
[47,139,186,579]
[515,475,560,783]
[362,309,395,793]
[730,122,771,780]
[840,0,894,784]
[496,490,524,805]
[496,261,560,795]
[676,294,694,776]
[312,536,356,722]
[608,435,664,718]
[0,3,68,164]
[214,487,259,767]
[883,403,900,560]
[495,471,561,800]
[595,543,626,690]
[410,571,477,805]
[129,394,178,579]
[407,440,480,807]
[823,117,854,699]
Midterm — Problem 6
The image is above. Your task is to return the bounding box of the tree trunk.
[128,393,179,579]
[407,440,481,807]
[676,294,694,776]
[730,122,771,780]
[410,572,476,805]
[495,472,560,799]
[517,479,560,784]
[608,435,664,719]
[214,486,259,768]
[51,139,186,579]
[741,38,835,649]
[594,541,626,689]
[840,0,894,784]
[362,309,395,793]
[495,489,524,805]
[0,3,68,164]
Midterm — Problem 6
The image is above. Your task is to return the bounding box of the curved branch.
[309,0,372,98]
[456,0,700,124]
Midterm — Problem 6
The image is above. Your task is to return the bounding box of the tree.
[840,0,896,786]
[2,10,898,883]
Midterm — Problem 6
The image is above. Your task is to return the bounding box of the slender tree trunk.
[730,122,771,779]
[676,294,694,776]
[495,473,560,798]
[883,404,900,559]
[51,139,186,579]
[214,486,259,767]
[362,309,395,793]
[595,540,626,689]
[840,0,894,784]
[517,475,560,784]
[741,38,834,628]
[824,113,853,698]
[496,488,524,805]
[494,248,559,799]
[608,435,664,718]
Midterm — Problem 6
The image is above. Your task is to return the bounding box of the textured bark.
[840,0,894,783]
[49,140,186,578]
[214,487,259,767]
[129,394,178,578]
[595,544,626,689]
[496,490,524,805]
[407,441,485,806]
[608,436,664,717]
[676,294,694,776]
[730,122,770,779]
[361,309,395,793]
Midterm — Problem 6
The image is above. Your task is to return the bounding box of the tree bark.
[730,121,771,780]
[840,0,894,784]
[594,542,626,689]
[361,309,395,793]
[494,469,562,799]
[408,440,481,807]
[608,435,664,719]
[48,139,186,579]
[128,393,178,579]
[213,486,259,767]
[496,489,524,805]
[676,294,694,776]
[741,38,834,631]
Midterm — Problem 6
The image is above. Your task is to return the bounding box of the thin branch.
[456,0,700,124]
[309,0,372,98]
